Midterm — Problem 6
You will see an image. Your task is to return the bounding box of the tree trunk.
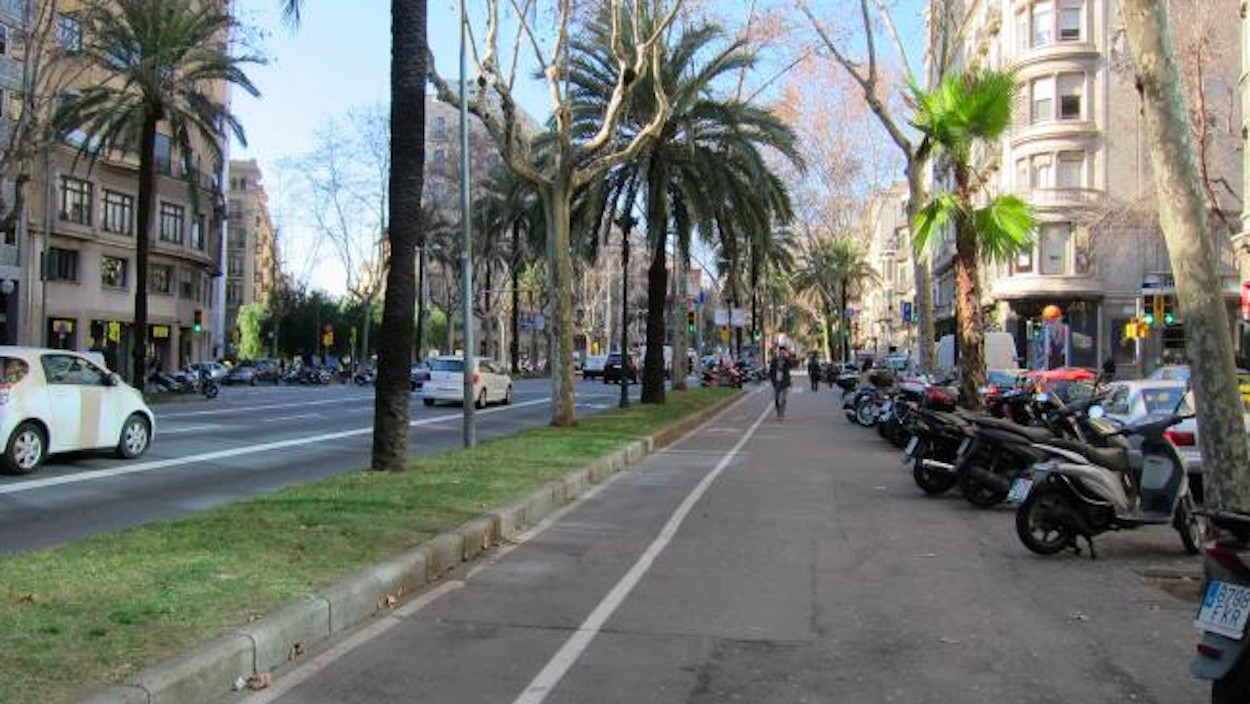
[839,280,849,364]
[131,110,159,389]
[671,224,689,391]
[642,157,668,404]
[371,0,426,471]
[510,220,521,373]
[415,242,427,361]
[824,307,836,363]
[906,161,936,373]
[953,165,985,410]
[1121,0,1250,510]
[542,183,577,426]
[360,297,371,371]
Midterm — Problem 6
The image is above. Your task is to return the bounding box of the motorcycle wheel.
[960,470,1009,509]
[855,399,877,427]
[1174,494,1205,556]
[203,383,219,399]
[913,457,957,495]
[1015,484,1076,555]
[1212,648,1250,704]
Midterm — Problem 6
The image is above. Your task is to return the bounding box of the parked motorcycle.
[1013,410,1203,558]
[353,368,376,386]
[1191,508,1250,703]
[149,368,219,399]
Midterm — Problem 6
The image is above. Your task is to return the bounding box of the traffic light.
[753,329,762,343]
[192,308,203,334]
[1163,299,1177,326]
[686,309,696,334]
[1142,296,1156,327]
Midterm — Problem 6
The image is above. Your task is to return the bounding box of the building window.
[159,202,184,244]
[434,116,446,137]
[180,269,195,299]
[1031,1,1053,47]
[1058,73,1083,119]
[226,281,242,304]
[1059,1,1083,41]
[155,133,172,175]
[46,247,79,282]
[1031,76,1054,123]
[191,213,205,250]
[228,254,244,276]
[102,190,134,235]
[1014,250,1034,274]
[0,23,9,56]
[60,177,92,225]
[101,255,127,289]
[1039,224,1071,275]
[148,264,172,294]
[1031,154,1053,189]
[1056,151,1084,188]
[57,14,82,52]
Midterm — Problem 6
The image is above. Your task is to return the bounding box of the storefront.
[47,317,78,351]
[149,324,173,371]
[1004,299,1100,371]
[89,320,132,377]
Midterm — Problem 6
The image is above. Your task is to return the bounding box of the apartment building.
[9,2,233,378]
[225,159,277,349]
[927,0,1242,377]
[861,182,916,356]
[0,0,27,346]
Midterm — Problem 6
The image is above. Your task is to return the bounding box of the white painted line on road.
[0,399,551,495]
[158,396,373,419]
[239,580,466,704]
[510,400,773,704]
[156,424,223,435]
[265,413,325,423]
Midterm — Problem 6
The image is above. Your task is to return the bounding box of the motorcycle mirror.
[1089,405,1106,420]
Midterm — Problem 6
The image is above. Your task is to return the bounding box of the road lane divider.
[0,399,551,496]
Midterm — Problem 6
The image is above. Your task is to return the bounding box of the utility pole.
[458,0,476,448]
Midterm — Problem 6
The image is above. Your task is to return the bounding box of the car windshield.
[987,371,1019,387]
[431,359,464,373]
[0,357,28,384]
[1150,366,1190,381]
[1141,387,1187,413]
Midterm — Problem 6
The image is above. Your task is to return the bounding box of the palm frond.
[912,193,965,253]
[973,194,1035,262]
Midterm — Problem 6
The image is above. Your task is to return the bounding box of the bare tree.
[1118,0,1250,511]
[427,0,685,427]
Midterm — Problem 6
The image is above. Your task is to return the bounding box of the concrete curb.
[72,390,743,704]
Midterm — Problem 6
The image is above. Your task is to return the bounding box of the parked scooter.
[1013,410,1204,558]
[149,368,219,399]
[353,367,376,386]
[1191,508,1250,703]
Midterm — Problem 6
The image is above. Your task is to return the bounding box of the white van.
[937,332,1019,373]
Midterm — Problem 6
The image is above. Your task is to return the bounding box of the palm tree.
[283,0,427,470]
[56,0,259,388]
[795,237,878,363]
[474,168,541,371]
[569,18,803,403]
[910,69,1034,409]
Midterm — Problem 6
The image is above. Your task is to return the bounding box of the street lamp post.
[458,0,476,448]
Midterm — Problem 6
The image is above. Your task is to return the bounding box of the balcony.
[1012,41,1100,71]
[992,272,1104,300]
[1011,118,1098,148]
[1025,187,1105,209]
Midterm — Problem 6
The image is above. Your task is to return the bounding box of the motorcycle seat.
[1044,438,1132,473]
[974,417,1054,443]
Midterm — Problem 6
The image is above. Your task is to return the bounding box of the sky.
[228,0,928,296]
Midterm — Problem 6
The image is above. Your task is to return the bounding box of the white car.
[1102,380,1189,427]
[421,356,513,408]
[0,346,155,475]
[583,355,608,379]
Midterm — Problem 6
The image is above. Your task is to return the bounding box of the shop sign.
[151,325,170,340]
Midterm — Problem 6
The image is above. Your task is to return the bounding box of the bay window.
[1040,224,1072,275]
[1056,152,1084,188]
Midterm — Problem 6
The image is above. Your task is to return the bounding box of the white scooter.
[1012,407,1203,559]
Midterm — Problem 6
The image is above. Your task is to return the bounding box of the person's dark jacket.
[769,356,792,389]
[807,357,821,376]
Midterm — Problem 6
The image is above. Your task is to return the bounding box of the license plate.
[1007,478,1033,504]
[1196,581,1250,640]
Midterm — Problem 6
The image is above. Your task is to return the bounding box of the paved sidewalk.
[239,386,1205,704]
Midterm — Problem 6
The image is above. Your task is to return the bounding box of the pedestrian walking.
[806,351,821,392]
[769,346,793,420]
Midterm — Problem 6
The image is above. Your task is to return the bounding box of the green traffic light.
[1164,312,1175,325]
[1143,312,1155,326]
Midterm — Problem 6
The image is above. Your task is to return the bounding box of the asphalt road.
[241,385,1208,704]
[0,377,642,555]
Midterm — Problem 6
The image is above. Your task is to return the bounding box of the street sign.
[322,331,334,347]
[901,301,913,324]
[713,308,729,326]
[730,308,746,328]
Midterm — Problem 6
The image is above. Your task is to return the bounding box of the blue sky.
[229,0,928,294]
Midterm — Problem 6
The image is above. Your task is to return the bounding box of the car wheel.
[423,398,435,407]
[3,422,46,475]
[116,414,151,460]
[504,385,513,405]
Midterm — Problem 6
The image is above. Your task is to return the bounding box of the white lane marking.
[158,396,373,419]
[156,424,223,435]
[0,399,551,495]
[239,580,466,704]
[265,413,325,423]
[510,401,772,704]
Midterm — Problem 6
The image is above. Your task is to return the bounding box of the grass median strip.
[0,387,735,704]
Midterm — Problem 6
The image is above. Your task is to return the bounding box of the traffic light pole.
[458,0,476,448]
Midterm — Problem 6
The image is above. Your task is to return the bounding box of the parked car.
[0,347,155,475]
[1166,390,1250,504]
[410,361,431,391]
[187,361,228,382]
[421,356,513,408]
[602,352,638,384]
[1148,364,1250,403]
[226,360,280,385]
[583,355,608,380]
